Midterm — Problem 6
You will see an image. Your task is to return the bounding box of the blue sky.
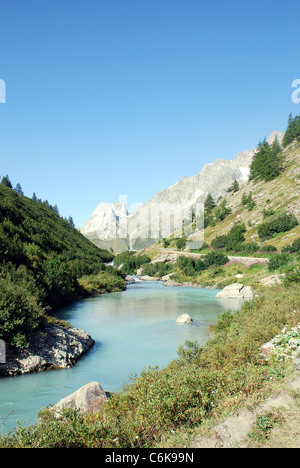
[0,0,299,227]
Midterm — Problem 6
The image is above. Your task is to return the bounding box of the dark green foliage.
[268,253,291,272]
[211,223,247,251]
[162,238,171,248]
[262,207,276,219]
[113,251,151,275]
[0,265,47,348]
[1,175,13,188]
[204,194,216,213]
[241,192,256,211]
[282,238,300,254]
[176,251,229,276]
[249,138,283,182]
[204,195,231,228]
[214,199,232,222]
[260,244,277,252]
[258,213,298,240]
[14,183,24,195]
[0,184,122,348]
[226,179,239,193]
[282,113,300,147]
[175,237,186,249]
[142,261,173,278]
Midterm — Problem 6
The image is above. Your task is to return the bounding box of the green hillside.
[202,139,300,251]
[0,185,125,349]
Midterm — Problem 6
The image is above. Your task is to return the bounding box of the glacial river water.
[0,280,243,433]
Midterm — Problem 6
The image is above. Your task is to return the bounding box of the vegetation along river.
[0,280,243,432]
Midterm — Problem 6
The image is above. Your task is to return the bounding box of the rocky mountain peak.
[80,132,284,251]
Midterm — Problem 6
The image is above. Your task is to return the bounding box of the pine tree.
[1,174,13,188]
[68,216,75,228]
[14,183,24,195]
[204,194,216,213]
[249,137,283,182]
[282,113,300,147]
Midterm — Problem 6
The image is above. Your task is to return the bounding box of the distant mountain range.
[80,131,284,252]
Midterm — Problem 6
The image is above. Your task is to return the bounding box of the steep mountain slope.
[201,139,300,251]
[0,185,125,349]
[81,131,284,252]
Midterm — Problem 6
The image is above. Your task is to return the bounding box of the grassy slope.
[204,140,300,250]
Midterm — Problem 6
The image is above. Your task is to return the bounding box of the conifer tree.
[14,183,24,195]
[1,174,13,188]
[282,113,300,147]
[249,137,283,182]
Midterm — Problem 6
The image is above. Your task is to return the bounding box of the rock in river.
[176,313,193,324]
[0,325,95,376]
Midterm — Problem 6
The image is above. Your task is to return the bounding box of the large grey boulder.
[52,382,107,416]
[0,325,95,376]
[216,283,256,299]
[164,280,182,287]
[259,274,285,287]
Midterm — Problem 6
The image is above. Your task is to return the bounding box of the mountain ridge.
[80,131,284,252]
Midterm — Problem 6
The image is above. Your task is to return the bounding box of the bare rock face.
[52,382,107,416]
[0,325,95,376]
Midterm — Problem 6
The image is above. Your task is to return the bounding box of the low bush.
[258,213,298,240]
[176,251,229,276]
[114,251,151,274]
[141,262,173,278]
[282,238,300,254]
[211,223,247,251]
[268,253,291,272]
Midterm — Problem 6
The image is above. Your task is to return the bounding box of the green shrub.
[241,192,256,211]
[268,253,291,272]
[0,271,46,348]
[114,251,151,274]
[176,251,228,276]
[260,244,277,252]
[141,262,173,278]
[211,223,247,251]
[258,213,298,240]
[203,250,229,267]
[175,238,186,249]
[282,238,300,254]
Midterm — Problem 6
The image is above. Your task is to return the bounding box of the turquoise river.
[0,280,243,433]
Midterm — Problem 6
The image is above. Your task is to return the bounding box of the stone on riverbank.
[0,325,95,376]
[215,283,256,299]
[52,381,107,416]
[140,275,160,281]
